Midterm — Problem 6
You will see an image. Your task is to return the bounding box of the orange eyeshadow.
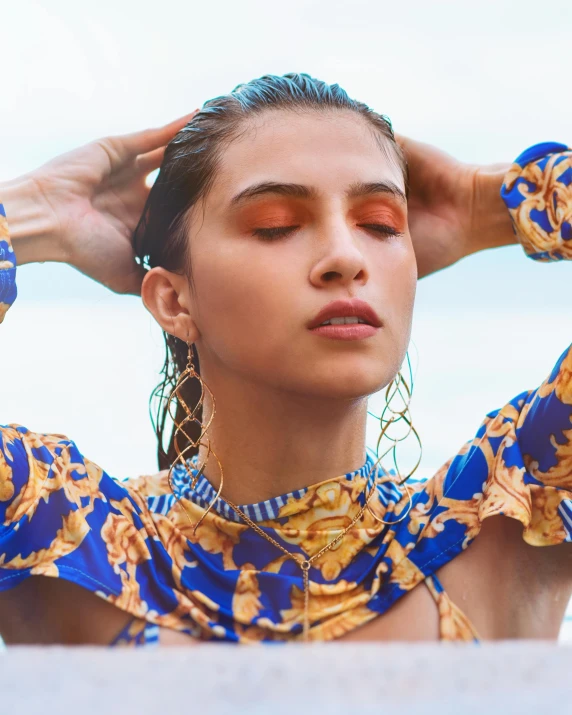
[235,201,303,230]
[351,199,406,228]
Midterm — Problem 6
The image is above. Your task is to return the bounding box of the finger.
[119,109,200,158]
[123,263,147,296]
[136,146,165,174]
[109,261,147,296]
[393,133,414,155]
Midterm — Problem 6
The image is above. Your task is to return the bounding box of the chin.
[292,364,394,401]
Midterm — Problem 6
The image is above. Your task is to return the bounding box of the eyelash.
[252,224,401,241]
[359,223,402,238]
[252,226,299,240]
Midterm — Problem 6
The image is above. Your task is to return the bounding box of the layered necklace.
[166,344,413,641]
[220,469,381,640]
[175,456,399,641]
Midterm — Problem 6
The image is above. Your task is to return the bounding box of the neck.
[195,370,369,505]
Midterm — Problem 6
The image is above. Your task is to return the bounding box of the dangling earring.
[367,352,421,525]
[166,340,224,533]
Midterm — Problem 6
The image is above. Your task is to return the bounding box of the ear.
[141,267,199,342]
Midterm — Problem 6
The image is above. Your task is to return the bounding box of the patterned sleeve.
[0,204,151,608]
[402,143,572,581]
[501,141,572,261]
[0,204,17,324]
[495,142,572,540]
[0,423,154,601]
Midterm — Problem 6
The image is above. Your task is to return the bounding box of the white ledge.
[1,642,570,714]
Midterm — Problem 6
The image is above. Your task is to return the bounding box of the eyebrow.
[347,180,406,203]
[230,182,317,206]
[229,179,406,207]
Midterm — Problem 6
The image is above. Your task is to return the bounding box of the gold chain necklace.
[213,467,381,642]
[174,457,414,641]
[168,344,415,641]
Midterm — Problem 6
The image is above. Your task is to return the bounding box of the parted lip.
[308,299,382,329]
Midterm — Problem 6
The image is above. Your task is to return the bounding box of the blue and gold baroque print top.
[1,142,572,646]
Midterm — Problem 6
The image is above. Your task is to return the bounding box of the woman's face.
[186,109,417,400]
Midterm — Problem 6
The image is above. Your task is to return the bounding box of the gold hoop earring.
[366,352,421,525]
[166,340,224,533]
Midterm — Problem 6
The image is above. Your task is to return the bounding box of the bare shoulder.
[0,576,134,646]
[437,515,572,639]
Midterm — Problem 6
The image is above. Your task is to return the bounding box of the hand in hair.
[2,111,197,295]
[396,135,516,278]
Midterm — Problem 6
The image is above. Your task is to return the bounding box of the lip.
[310,324,379,341]
[307,298,383,331]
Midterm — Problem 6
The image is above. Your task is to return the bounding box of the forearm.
[466,163,518,255]
[0,178,61,265]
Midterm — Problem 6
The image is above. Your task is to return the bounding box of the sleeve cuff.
[0,203,18,324]
[501,142,572,262]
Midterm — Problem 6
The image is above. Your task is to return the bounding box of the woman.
[0,73,570,646]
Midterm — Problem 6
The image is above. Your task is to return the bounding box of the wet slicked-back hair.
[133,72,407,471]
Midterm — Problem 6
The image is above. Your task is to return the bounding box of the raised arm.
[400,142,572,639]
[0,114,196,644]
[406,139,572,512]
[396,135,518,278]
[501,142,572,483]
[0,112,196,300]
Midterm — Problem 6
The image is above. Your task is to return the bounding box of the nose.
[309,219,369,289]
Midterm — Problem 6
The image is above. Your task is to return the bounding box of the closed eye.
[252,223,402,241]
[252,226,299,240]
[358,223,402,237]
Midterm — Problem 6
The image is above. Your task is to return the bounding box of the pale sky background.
[1,0,572,637]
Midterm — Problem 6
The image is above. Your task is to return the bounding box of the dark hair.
[133,72,408,471]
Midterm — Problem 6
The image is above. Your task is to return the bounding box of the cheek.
[398,252,418,311]
[189,242,296,355]
[375,240,417,327]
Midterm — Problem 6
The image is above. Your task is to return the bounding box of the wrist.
[0,177,64,265]
[468,163,517,254]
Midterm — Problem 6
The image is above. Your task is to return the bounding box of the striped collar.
[169,453,389,524]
